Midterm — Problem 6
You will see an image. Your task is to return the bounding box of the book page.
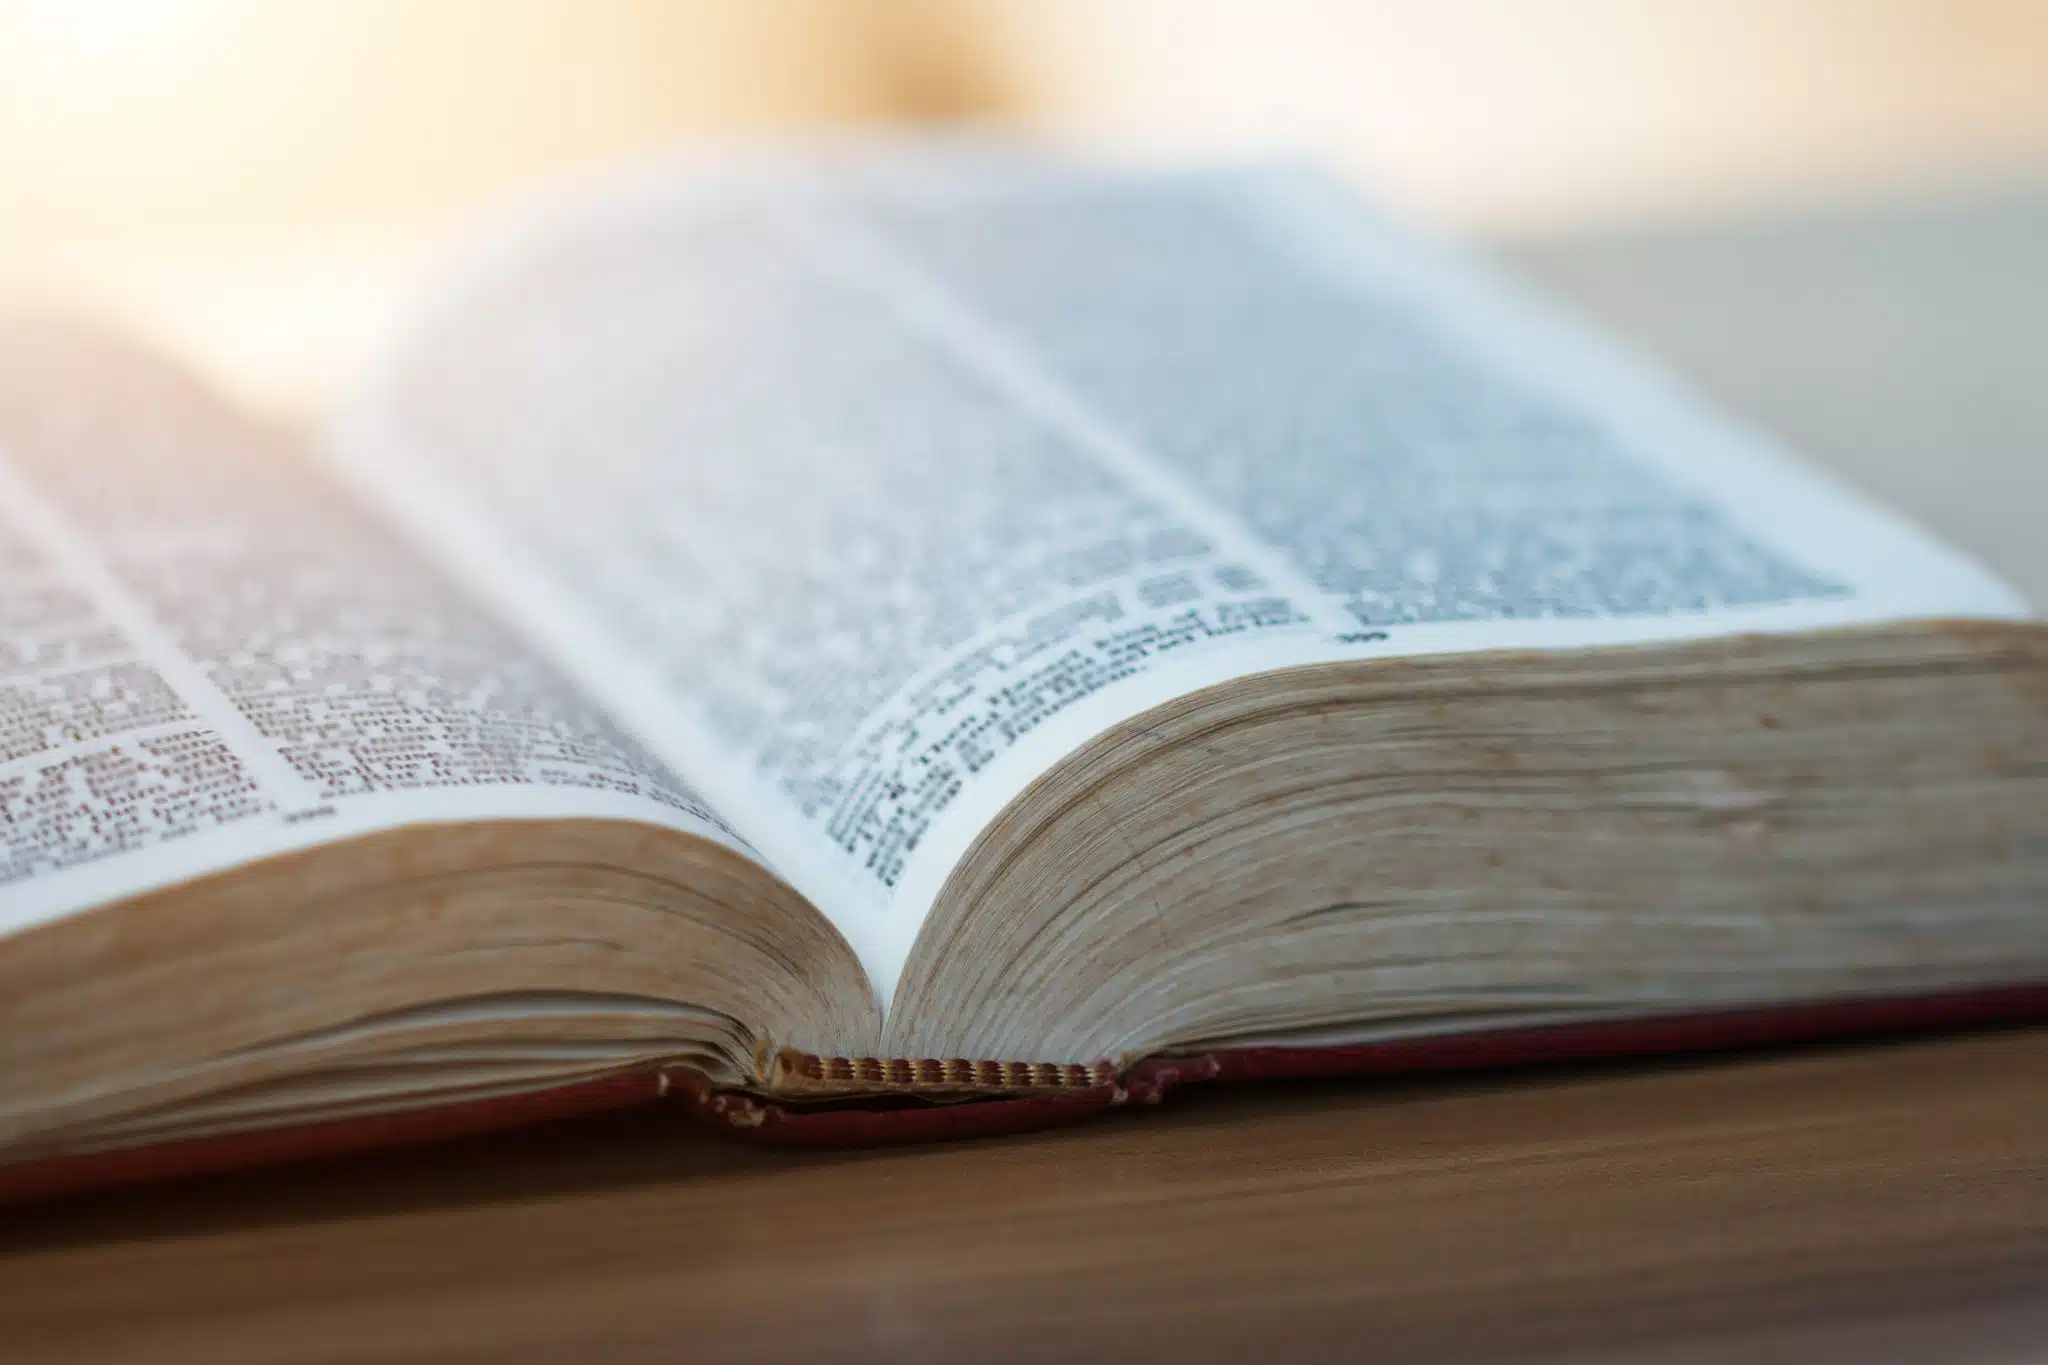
[0,319,746,940]
[336,155,2028,1006]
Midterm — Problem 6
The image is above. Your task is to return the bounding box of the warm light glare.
[0,0,2043,411]
[0,0,257,220]
[2,0,227,126]
[7,0,206,57]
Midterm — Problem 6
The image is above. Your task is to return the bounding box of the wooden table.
[4,1031,2046,1363]
[5,184,2046,1364]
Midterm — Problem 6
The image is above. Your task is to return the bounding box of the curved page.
[0,322,747,941]
[334,153,2029,1008]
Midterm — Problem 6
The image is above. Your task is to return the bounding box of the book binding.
[6,981,2046,1206]
[764,1050,1117,1100]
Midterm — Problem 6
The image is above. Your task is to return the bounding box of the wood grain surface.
[3,1029,2047,1363]
[5,183,2045,1365]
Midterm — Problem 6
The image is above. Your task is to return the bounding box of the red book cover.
[5,982,2045,1207]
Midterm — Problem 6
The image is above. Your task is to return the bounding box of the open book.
[4,140,2044,1200]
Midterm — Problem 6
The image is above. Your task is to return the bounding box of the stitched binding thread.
[768,1049,1115,1098]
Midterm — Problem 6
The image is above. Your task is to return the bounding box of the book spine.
[765,1048,1117,1100]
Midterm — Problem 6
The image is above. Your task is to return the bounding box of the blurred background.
[3,0,2046,412]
